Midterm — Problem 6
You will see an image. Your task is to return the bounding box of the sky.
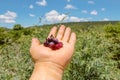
[0,0,120,28]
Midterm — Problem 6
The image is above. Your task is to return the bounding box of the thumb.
[31,38,40,46]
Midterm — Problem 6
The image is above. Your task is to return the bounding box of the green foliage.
[103,23,120,55]
[104,23,120,37]
[103,22,120,74]
[13,24,23,30]
[0,27,8,32]
[1,21,120,80]
[63,29,120,80]
[0,27,9,45]
[23,29,32,35]
[0,36,5,45]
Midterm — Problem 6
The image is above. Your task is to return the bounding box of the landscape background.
[1,0,120,80]
[0,21,120,80]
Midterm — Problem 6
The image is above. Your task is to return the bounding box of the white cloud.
[36,0,47,6]
[67,0,71,2]
[29,13,35,17]
[43,10,92,24]
[101,8,106,11]
[90,10,98,15]
[44,10,68,23]
[81,10,88,14]
[88,1,95,4]
[69,16,80,22]
[102,18,109,21]
[80,18,92,21]
[0,11,17,23]
[68,17,91,22]
[65,4,77,9]
[29,4,34,9]
[69,17,92,22]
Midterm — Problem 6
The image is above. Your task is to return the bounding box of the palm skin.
[30,25,76,69]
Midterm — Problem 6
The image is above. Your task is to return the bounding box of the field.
[0,21,120,80]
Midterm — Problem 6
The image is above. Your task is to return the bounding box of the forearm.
[29,62,64,80]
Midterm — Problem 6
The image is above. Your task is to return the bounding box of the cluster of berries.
[44,35,63,50]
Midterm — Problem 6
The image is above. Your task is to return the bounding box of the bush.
[13,24,23,30]
[0,27,9,45]
[103,23,120,72]
[104,23,120,37]
[23,29,32,35]
[0,36,5,45]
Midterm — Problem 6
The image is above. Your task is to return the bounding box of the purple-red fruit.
[44,35,63,50]
[51,45,56,50]
[49,42,55,48]
[44,42,49,47]
[55,42,63,49]
[58,42,63,48]
[53,39,58,44]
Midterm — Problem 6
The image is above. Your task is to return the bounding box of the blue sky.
[0,0,120,28]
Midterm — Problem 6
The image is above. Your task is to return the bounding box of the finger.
[56,25,65,40]
[31,38,40,46]
[62,27,71,42]
[48,26,57,38]
[69,32,76,46]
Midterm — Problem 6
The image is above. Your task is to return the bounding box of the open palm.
[30,25,76,69]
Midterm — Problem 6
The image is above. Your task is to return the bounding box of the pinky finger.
[69,32,76,47]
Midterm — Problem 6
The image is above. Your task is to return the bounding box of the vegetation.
[0,21,120,80]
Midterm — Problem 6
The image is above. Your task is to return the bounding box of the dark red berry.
[53,39,58,44]
[49,42,55,47]
[44,35,63,50]
[51,45,57,50]
[58,42,63,48]
[55,44,60,49]
[44,42,49,47]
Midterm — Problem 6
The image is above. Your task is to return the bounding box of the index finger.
[48,26,57,38]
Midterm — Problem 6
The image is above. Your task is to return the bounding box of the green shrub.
[23,29,32,35]
[0,27,9,45]
[0,36,5,45]
[104,23,120,38]
[13,24,23,30]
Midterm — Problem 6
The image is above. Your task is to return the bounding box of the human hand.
[30,25,76,69]
[29,25,76,80]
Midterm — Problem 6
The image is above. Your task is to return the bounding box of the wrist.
[34,62,64,75]
[30,62,64,80]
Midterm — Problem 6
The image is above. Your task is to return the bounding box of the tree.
[13,24,23,30]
